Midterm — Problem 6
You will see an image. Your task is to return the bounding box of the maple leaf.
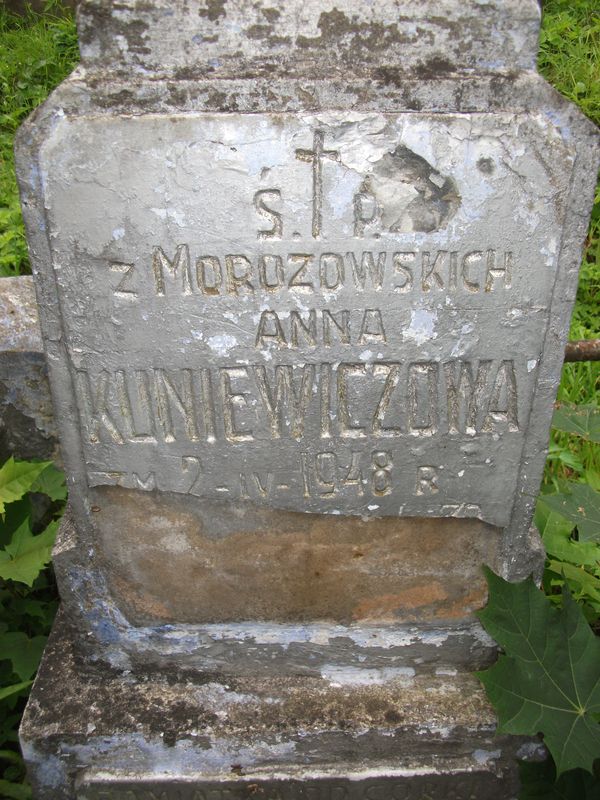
[0,519,58,587]
[0,632,47,680]
[0,458,50,515]
[30,462,67,502]
[477,567,600,776]
[542,483,600,542]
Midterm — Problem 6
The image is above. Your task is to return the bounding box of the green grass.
[0,0,78,277]
[538,0,600,487]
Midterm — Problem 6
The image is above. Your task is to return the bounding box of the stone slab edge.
[75,0,541,78]
[20,611,543,800]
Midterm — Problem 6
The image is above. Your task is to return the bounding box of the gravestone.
[16,1,598,798]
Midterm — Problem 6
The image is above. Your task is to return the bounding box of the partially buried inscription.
[40,112,571,526]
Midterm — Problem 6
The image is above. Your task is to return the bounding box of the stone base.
[20,613,543,800]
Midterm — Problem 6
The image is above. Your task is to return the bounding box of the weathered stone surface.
[76,0,540,80]
[35,110,566,528]
[14,0,599,674]
[0,276,58,463]
[19,1,590,796]
[52,506,501,674]
[20,613,543,800]
[94,490,498,625]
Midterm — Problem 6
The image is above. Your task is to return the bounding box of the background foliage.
[0,460,65,799]
[0,0,78,278]
[0,0,598,798]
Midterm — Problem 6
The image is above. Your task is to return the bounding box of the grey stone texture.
[14,0,598,797]
[0,277,58,463]
[20,612,541,800]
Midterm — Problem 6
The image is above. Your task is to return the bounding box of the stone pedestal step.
[21,612,540,800]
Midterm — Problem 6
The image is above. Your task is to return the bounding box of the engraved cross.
[295,130,340,239]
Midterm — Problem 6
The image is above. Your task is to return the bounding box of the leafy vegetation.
[470,0,600,793]
[477,569,600,777]
[0,459,66,800]
[0,0,79,277]
[538,0,600,487]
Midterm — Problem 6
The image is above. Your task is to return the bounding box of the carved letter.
[393,252,415,293]
[421,251,446,291]
[323,310,350,345]
[258,254,284,292]
[353,184,381,237]
[225,255,254,295]
[114,370,156,442]
[462,251,483,292]
[253,365,315,440]
[319,252,345,290]
[320,362,332,439]
[358,309,387,344]
[347,251,385,290]
[337,363,367,438]
[196,256,222,295]
[220,368,254,442]
[483,360,519,432]
[153,369,199,443]
[254,189,282,240]
[75,370,123,444]
[415,466,439,495]
[290,310,317,347]
[408,362,438,435]
[485,250,513,291]
[288,254,314,291]
[152,245,192,296]
[372,363,402,436]
[110,262,137,299]
[255,310,287,347]
[444,360,491,434]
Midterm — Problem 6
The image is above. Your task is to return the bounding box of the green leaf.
[546,562,600,608]
[10,598,52,623]
[552,405,600,443]
[518,759,600,799]
[0,779,32,800]
[0,750,23,765]
[29,463,66,502]
[0,682,32,702]
[0,497,32,549]
[0,519,58,586]
[476,568,600,776]
[0,459,50,515]
[543,528,600,568]
[0,633,47,680]
[587,472,600,493]
[543,484,600,542]
[535,499,575,538]
[537,498,600,568]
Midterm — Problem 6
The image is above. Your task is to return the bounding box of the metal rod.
[564,340,600,362]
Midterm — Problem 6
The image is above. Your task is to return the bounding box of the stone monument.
[16,1,599,797]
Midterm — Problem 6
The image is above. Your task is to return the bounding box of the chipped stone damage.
[360,145,461,234]
[21,612,526,799]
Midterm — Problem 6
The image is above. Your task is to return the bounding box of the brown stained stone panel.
[92,486,500,626]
